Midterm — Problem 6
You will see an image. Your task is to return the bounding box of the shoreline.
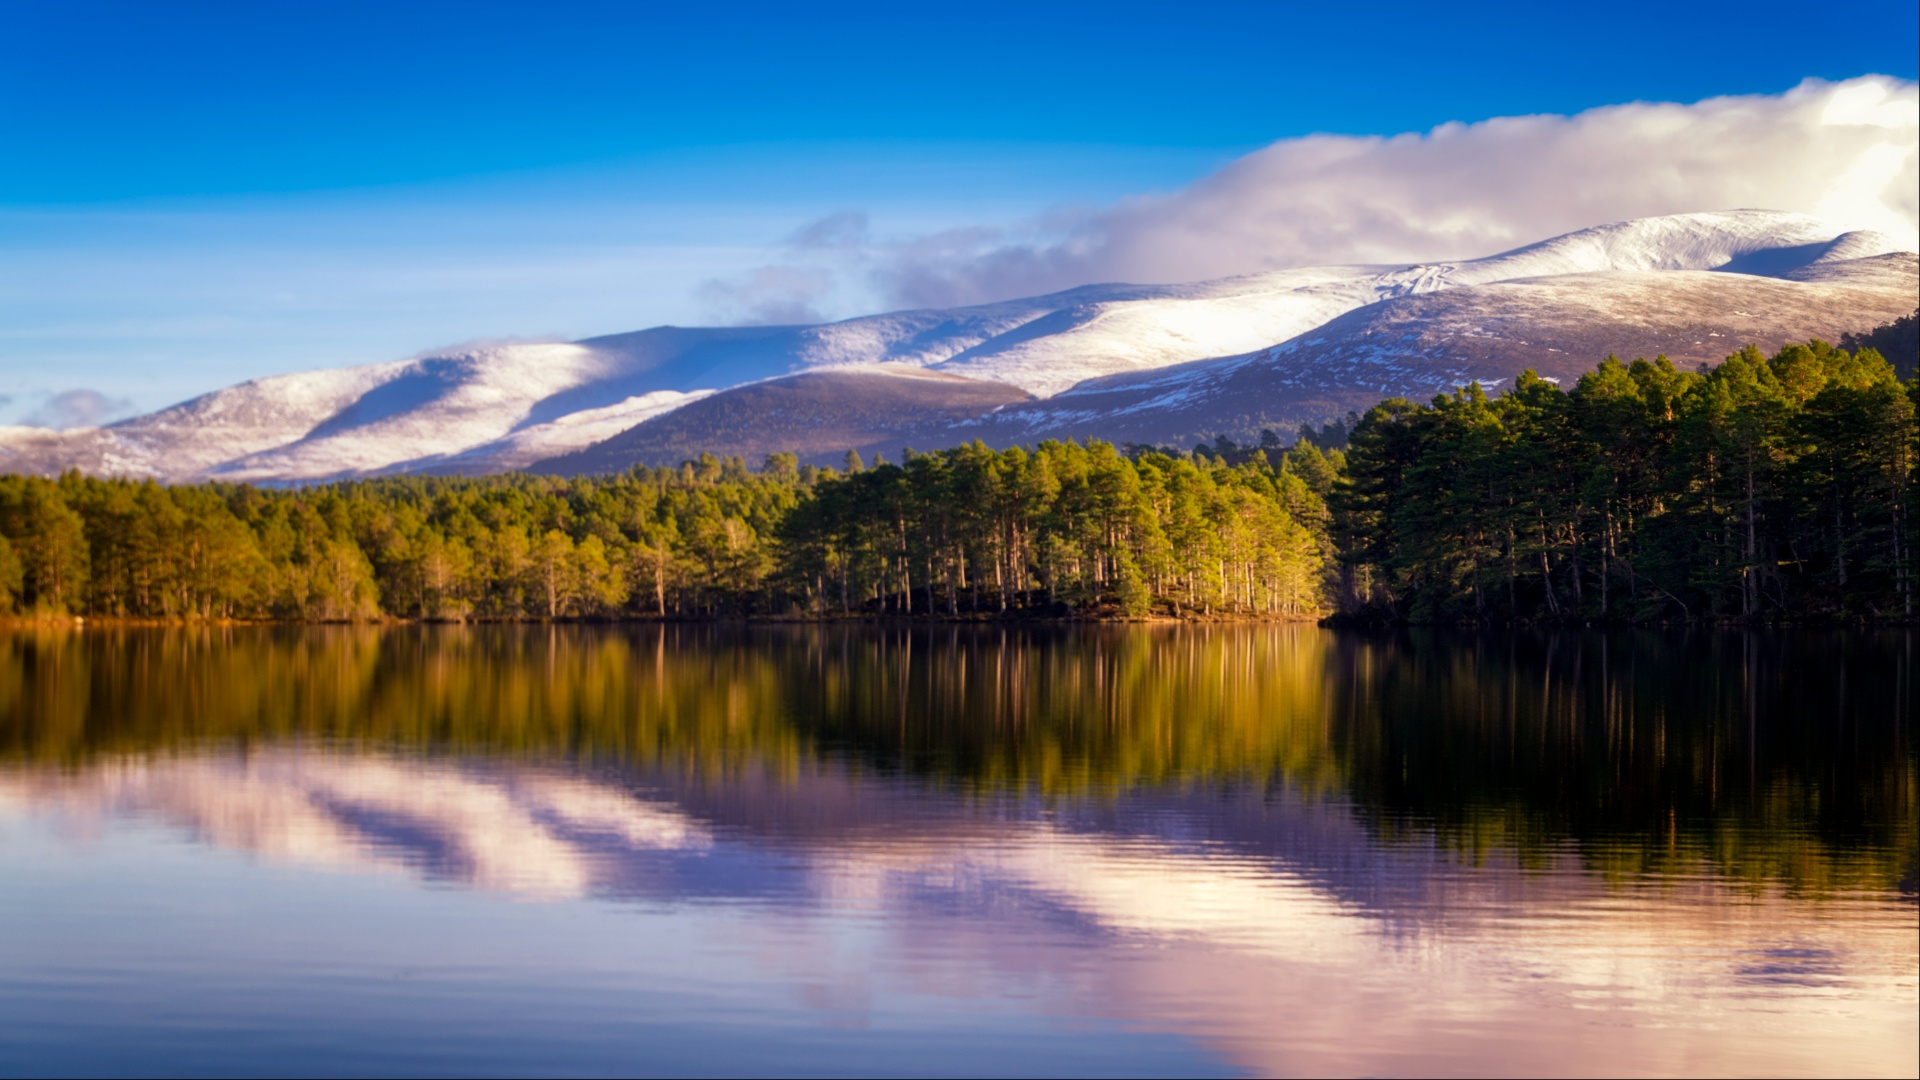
[2,612,1910,629]
[0,610,1326,628]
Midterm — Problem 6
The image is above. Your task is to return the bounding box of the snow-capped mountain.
[951,250,1920,453]
[1,211,1912,482]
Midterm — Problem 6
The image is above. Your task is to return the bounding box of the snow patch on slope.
[426,390,716,475]
[205,343,614,481]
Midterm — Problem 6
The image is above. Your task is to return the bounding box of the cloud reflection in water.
[2,748,1913,1078]
[0,751,709,898]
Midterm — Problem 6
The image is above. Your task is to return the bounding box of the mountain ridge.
[3,210,1913,482]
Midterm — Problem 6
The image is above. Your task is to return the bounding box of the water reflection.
[0,751,710,897]
[0,625,1914,1077]
[3,624,1910,893]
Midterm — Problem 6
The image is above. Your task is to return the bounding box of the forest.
[0,438,1336,622]
[1334,338,1916,622]
[0,331,1912,624]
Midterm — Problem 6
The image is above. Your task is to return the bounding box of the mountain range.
[3,210,1913,482]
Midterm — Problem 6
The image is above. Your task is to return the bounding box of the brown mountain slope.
[533,367,1034,473]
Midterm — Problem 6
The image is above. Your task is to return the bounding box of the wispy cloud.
[785,210,871,253]
[696,265,840,325]
[713,77,1920,318]
[22,389,133,429]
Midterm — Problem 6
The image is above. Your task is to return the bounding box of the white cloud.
[735,76,1920,315]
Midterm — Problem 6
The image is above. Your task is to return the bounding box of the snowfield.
[2,211,1912,482]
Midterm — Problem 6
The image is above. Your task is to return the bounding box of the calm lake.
[0,625,1913,1078]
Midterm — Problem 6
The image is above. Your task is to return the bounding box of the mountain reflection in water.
[0,625,1913,1078]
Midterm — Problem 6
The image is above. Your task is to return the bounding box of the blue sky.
[2,0,1916,422]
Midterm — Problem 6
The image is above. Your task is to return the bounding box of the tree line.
[0,440,1337,621]
[0,333,1911,624]
[1331,338,1916,621]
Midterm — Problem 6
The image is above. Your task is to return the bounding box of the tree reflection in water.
[1,624,1910,893]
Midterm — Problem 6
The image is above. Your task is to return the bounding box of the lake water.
[0,625,1913,1078]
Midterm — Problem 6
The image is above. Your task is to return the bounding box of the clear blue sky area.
[5,0,1915,201]
[1,0,1914,422]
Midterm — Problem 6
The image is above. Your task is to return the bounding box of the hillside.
[534,367,1034,473]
